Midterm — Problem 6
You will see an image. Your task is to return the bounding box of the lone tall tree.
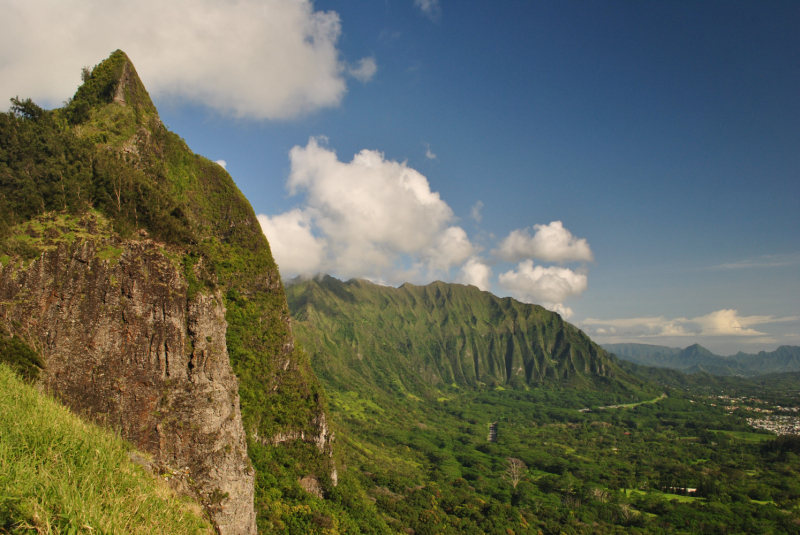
[504,457,527,489]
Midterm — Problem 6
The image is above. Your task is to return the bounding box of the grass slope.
[0,364,212,534]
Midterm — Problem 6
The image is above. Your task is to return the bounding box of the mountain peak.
[66,50,157,124]
[682,343,715,357]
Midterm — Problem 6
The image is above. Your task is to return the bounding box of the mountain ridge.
[604,342,800,376]
[287,274,651,397]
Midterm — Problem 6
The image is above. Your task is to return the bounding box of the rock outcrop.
[1,49,339,532]
[0,214,255,535]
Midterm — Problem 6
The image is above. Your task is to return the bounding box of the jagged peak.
[66,50,158,124]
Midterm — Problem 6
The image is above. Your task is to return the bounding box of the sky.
[1,0,798,355]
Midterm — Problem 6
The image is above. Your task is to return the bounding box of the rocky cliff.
[0,50,340,533]
[0,213,255,534]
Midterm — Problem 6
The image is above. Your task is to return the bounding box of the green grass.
[0,364,212,534]
[658,491,702,503]
[96,244,123,263]
[719,430,774,443]
[623,488,701,503]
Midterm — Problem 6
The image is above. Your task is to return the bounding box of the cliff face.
[0,214,255,534]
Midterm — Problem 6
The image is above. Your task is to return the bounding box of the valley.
[287,275,800,534]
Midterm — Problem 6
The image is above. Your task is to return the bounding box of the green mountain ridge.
[287,275,650,396]
[604,342,800,376]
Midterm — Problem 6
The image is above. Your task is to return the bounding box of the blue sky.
[2,0,798,354]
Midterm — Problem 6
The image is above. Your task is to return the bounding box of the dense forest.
[316,365,800,534]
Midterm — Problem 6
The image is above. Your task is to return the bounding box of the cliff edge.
[0,51,336,533]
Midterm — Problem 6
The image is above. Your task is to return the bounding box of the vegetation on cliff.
[0,51,387,533]
[0,363,213,534]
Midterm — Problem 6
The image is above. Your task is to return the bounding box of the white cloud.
[259,138,475,281]
[415,0,441,20]
[582,310,800,338]
[695,309,797,336]
[456,257,492,291]
[257,210,326,276]
[424,142,437,160]
[470,201,483,223]
[494,221,593,263]
[0,0,374,119]
[498,259,588,318]
[424,226,475,273]
[549,303,575,320]
[347,56,377,82]
[215,160,227,169]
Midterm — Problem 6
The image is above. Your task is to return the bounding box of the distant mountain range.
[286,275,651,396]
[603,342,800,377]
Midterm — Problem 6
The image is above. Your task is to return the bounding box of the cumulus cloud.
[259,138,475,282]
[494,221,594,263]
[424,227,475,273]
[456,257,492,291]
[498,260,588,318]
[0,0,374,119]
[549,303,575,320]
[415,0,441,20]
[582,310,800,338]
[347,56,377,82]
[256,210,326,276]
[215,160,227,169]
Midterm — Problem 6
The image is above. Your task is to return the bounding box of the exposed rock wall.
[0,223,255,535]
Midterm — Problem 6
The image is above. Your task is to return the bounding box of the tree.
[503,457,527,489]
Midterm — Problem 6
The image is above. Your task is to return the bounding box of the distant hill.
[286,276,651,396]
[604,342,800,377]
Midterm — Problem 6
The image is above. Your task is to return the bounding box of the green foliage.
[0,98,94,235]
[313,371,800,534]
[65,50,157,125]
[0,364,212,534]
[0,326,42,381]
[0,98,195,246]
[247,439,393,534]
